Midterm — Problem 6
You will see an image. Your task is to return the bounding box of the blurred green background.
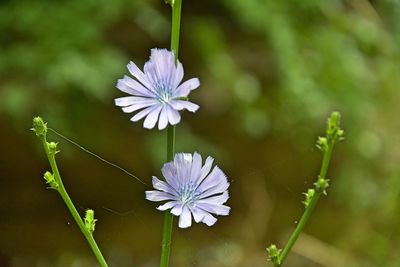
[1,0,400,266]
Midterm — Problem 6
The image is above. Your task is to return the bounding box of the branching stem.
[268,112,344,267]
[34,119,108,267]
[276,145,334,266]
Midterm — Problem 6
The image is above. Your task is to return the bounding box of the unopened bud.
[266,244,281,265]
[326,112,344,142]
[43,171,58,190]
[84,209,97,233]
[47,142,59,155]
[302,188,315,207]
[316,136,328,151]
[315,178,329,194]
[32,117,47,137]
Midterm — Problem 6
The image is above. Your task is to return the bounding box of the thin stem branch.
[159,126,175,267]
[37,135,108,267]
[277,145,334,266]
[159,1,182,267]
[268,112,344,267]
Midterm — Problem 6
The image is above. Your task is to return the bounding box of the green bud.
[266,244,281,265]
[47,142,59,155]
[326,112,344,142]
[43,171,58,190]
[32,116,47,137]
[314,178,329,194]
[84,209,97,233]
[302,188,315,207]
[316,136,328,151]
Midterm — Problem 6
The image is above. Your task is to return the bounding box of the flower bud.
[266,244,281,265]
[84,209,97,233]
[326,112,344,142]
[47,142,59,155]
[315,178,329,194]
[43,171,58,190]
[316,136,328,151]
[302,188,315,207]
[32,116,47,137]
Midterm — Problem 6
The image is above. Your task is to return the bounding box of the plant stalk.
[159,1,182,267]
[276,145,334,266]
[38,136,108,267]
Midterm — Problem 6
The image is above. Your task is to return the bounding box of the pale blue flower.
[146,152,230,228]
[115,48,200,130]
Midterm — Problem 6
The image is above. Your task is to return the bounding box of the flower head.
[115,48,200,130]
[146,152,230,228]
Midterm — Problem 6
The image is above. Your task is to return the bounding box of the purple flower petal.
[197,203,230,216]
[179,206,192,228]
[174,153,192,185]
[158,106,169,130]
[127,61,152,89]
[191,207,205,223]
[199,191,230,205]
[157,201,178,211]
[161,163,179,191]
[171,203,183,216]
[169,100,199,112]
[117,76,154,97]
[130,105,157,122]
[173,61,184,89]
[190,152,202,183]
[167,106,181,125]
[115,96,153,107]
[174,78,200,97]
[145,191,176,202]
[143,105,162,129]
[191,207,217,226]
[121,100,157,113]
[199,157,214,183]
[152,176,177,196]
[197,166,228,196]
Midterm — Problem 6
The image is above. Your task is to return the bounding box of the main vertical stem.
[160,1,182,267]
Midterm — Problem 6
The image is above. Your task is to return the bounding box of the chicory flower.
[146,152,230,228]
[115,48,200,130]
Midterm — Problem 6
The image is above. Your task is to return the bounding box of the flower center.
[179,182,200,205]
[153,82,173,104]
[160,91,170,103]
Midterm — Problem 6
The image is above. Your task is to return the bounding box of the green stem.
[160,126,175,267]
[170,0,182,57]
[277,144,334,266]
[159,1,182,267]
[39,136,108,267]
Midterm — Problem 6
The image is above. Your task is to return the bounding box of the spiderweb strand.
[47,127,148,186]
